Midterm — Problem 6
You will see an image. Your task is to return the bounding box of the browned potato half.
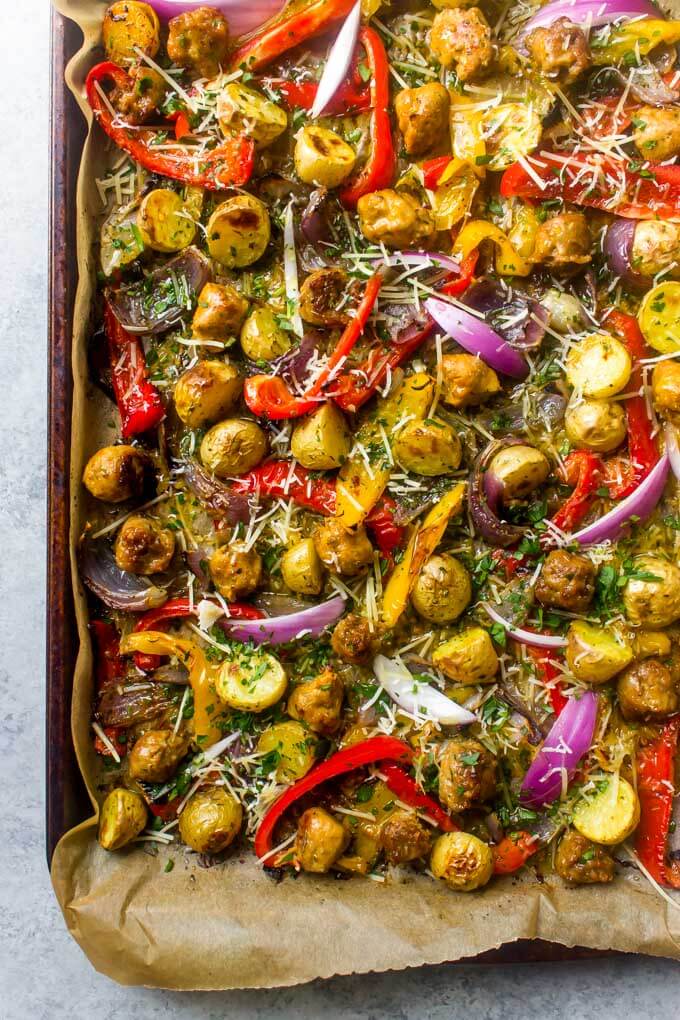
[103,1,160,66]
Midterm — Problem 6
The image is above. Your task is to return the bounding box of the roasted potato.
[652,361,680,414]
[99,787,147,851]
[623,555,680,628]
[192,282,249,341]
[217,83,287,149]
[102,1,160,66]
[572,777,640,846]
[137,189,197,253]
[432,627,499,683]
[482,103,543,171]
[565,621,633,684]
[564,399,627,453]
[565,334,632,398]
[540,288,587,333]
[240,306,292,361]
[639,282,680,355]
[178,786,243,854]
[411,553,472,624]
[294,126,356,188]
[128,729,190,782]
[281,538,324,596]
[430,831,494,891]
[207,195,271,269]
[216,647,287,711]
[114,515,175,575]
[295,807,349,873]
[256,721,317,781]
[200,419,267,477]
[393,418,462,475]
[210,542,262,600]
[83,445,148,503]
[174,360,242,428]
[291,403,352,470]
[488,444,550,500]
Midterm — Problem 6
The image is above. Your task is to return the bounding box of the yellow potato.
[207,195,271,269]
[291,403,352,470]
[573,776,640,845]
[102,1,160,65]
[98,788,147,851]
[565,333,632,398]
[218,83,287,149]
[482,103,543,171]
[240,306,291,361]
[432,627,498,684]
[565,621,633,685]
[137,189,196,252]
[281,538,324,596]
[101,200,144,276]
[257,721,317,781]
[216,648,287,712]
[430,831,493,891]
[638,282,680,355]
[294,126,356,188]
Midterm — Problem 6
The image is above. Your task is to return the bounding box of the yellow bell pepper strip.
[336,373,435,528]
[450,93,487,178]
[453,220,533,277]
[121,631,226,749]
[592,20,680,65]
[381,482,466,628]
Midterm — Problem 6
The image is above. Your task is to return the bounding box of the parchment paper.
[50,0,680,988]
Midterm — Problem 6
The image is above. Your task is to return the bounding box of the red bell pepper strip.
[527,645,568,716]
[493,831,539,874]
[422,156,453,190]
[500,152,680,220]
[634,716,680,889]
[339,28,396,209]
[132,596,265,672]
[104,300,165,438]
[230,0,357,72]
[94,726,128,759]
[86,63,254,190]
[254,735,413,863]
[173,111,192,141]
[231,461,407,555]
[549,450,604,534]
[262,76,371,114]
[330,252,479,413]
[603,309,659,501]
[380,762,457,831]
[148,796,182,821]
[91,619,125,690]
[244,272,383,420]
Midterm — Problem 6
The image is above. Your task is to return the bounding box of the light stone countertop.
[1,2,678,1015]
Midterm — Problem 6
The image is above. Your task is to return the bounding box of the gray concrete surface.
[0,1,678,1015]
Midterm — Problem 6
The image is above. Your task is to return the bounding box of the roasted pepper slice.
[230,0,357,73]
[104,300,165,438]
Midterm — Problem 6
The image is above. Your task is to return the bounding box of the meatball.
[555,828,615,884]
[167,7,230,79]
[440,353,501,408]
[429,8,493,83]
[394,82,451,156]
[295,807,349,873]
[331,613,376,664]
[357,189,436,250]
[287,668,344,736]
[209,542,262,601]
[488,444,550,500]
[535,550,596,612]
[313,518,373,577]
[380,810,433,865]
[83,445,148,503]
[564,398,627,453]
[617,658,680,721]
[128,729,189,782]
[112,65,166,124]
[299,269,349,327]
[633,105,680,161]
[114,515,175,575]
[178,786,242,854]
[623,555,680,628]
[652,361,680,415]
[173,360,242,428]
[525,18,592,85]
[532,213,591,267]
[438,737,496,813]
[430,831,493,891]
[200,418,267,477]
[192,283,249,342]
[631,221,680,279]
[411,553,471,624]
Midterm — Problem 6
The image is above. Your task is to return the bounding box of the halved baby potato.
[638,281,680,354]
[573,776,640,845]
[482,103,543,171]
[291,403,352,471]
[207,195,271,268]
[256,721,317,781]
[137,188,197,252]
[101,198,144,276]
[103,1,160,66]
[565,333,632,398]
[294,126,356,188]
[565,621,633,685]
[216,647,287,711]
[217,83,288,149]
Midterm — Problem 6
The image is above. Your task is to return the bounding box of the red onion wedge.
[218,595,345,644]
[570,450,669,545]
[520,691,599,808]
[519,0,661,37]
[150,0,285,37]
[376,251,461,275]
[468,439,527,548]
[311,1,362,118]
[603,219,650,290]
[424,297,529,379]
[80,539,168,611]
[482,603,568,649]
[373,655,476,726]
[665,423,680,481]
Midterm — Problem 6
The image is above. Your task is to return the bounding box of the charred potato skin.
[178,786,243,854]
[128,729,190,782]
[430,831,494,891]
[99,787,148,851]
[393,419,462,476]
[83,445,148,503]
[200,418,268,477]
[207,195,271,269]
